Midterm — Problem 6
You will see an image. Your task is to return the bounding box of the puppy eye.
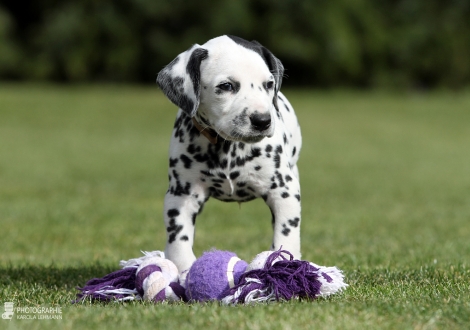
[266,81,274,90]
[217,82,234,92]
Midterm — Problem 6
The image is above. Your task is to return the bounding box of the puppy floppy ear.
[156,45,209,117]
[257,43,284,111]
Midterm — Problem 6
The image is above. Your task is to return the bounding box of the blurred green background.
[1,0,469,89]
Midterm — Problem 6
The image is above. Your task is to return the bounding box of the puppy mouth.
[221,130,269,143]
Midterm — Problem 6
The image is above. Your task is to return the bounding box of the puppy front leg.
[163,191,205,273]
[266,176,302,259]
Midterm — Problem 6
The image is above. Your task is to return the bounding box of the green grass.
[1,84,469,329]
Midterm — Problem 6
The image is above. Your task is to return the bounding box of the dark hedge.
[1,0,469,88]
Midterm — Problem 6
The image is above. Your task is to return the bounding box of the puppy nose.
[250,113,271,131]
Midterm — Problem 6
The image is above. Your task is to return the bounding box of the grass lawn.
[1,84,469,329]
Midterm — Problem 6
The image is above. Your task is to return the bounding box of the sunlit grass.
[1,84,469,329]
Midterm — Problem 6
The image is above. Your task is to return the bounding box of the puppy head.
[157,35,284,143]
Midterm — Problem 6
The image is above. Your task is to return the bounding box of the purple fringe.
[226,250,323,302]
[75,267,137,302]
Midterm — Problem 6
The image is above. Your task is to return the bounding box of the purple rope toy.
[75,249,347,304]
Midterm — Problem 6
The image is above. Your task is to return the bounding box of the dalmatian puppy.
[156,35,302,273]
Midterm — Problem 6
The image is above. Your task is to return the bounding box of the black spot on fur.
[295,194,301,201]
[292,146,297,157]
[254,165,262,171]
[282,226,291,236]
[281,192,290,198]
[223,141,231,154]
[273,145,283,168]
[288,217,300,227]
[170,180,191,196]
[276,172,285,187]
[230,171,240,180]
[236,189,250,198]
[180,235,189,241]
[169,158,179,167]
[167,209,180,218]
[167,217,183,243]
[180,154,192,169]
[200,170,213,177]
[187,144,201,154]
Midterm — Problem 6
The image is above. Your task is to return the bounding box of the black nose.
[250,113,271,131]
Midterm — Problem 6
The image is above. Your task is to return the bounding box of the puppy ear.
[157,45,209,117]
[258,45,284,111]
